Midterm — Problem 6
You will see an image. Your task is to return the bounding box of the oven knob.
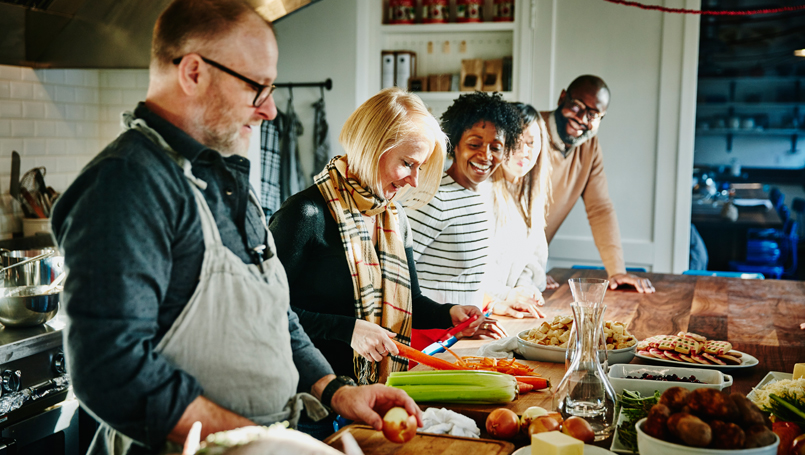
[2,371,20,393]
[53,351,66,375]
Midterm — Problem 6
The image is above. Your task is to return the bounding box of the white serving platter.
[634,349,758,371]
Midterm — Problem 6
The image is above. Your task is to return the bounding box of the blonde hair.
[492,113,552,229]
[339,87,446,210]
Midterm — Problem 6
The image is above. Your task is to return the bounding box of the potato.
[659,387,690,412]
[729,392,766,429]
[643,404,671,440]
[709,420,746,449]
[667,412,712,448]
[744,424,777,448]
[687,388,739,421]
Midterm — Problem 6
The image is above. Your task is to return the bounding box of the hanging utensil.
[10,152,20,202]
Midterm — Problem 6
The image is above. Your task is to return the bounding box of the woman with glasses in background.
[406,92,522,331]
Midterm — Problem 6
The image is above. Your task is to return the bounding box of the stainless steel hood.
[0,0,319,69]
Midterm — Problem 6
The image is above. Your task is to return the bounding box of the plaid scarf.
[315,155,412,384]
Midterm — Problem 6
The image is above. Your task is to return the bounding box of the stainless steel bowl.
[0,285,60,327]
[0,249,64,287]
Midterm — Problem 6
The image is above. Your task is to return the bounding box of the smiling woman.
[406,92,523,309]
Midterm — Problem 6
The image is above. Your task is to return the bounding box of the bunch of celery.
[385,370,517,403]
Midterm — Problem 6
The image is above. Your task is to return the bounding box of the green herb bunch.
[616,390,661,453]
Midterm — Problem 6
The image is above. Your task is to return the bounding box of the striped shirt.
[406,173,494,307]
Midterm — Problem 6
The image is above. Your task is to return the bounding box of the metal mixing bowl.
[0,285,60,327]
[0,248,64,288]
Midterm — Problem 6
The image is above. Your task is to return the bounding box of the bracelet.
[320,375,356,409]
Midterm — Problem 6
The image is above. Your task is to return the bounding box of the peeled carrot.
[515,376,550,389]
[517,382,534,393]
[393,340,467,371]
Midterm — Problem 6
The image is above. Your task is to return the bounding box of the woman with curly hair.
[269,88,489,391]
[406,92,522,335]
[483,103,555,319]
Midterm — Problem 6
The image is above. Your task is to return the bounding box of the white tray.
[746,371,793,403]
[634,349,758,371]
[610,408,636,454]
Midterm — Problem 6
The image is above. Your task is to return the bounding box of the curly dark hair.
[440,92,523,158]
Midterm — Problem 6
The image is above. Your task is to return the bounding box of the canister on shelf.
[493,0,514,21]
[456,0,483,22]
[388,0,415,24]
[423,0,449,23]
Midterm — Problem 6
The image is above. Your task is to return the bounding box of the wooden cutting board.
[324,424,515,454]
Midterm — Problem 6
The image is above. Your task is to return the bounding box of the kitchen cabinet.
[364,0,535,117]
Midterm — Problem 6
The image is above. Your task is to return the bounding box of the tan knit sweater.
[541,111,626,276]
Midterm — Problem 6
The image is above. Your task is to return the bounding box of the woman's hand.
[449,305,507,339]
[492,286,546,319]
[545,275,560,289]
[351,320,399,362]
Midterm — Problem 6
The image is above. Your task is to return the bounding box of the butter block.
[531,431,584,455]
[794,363,805,379]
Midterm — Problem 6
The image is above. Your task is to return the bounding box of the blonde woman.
[269,88,487,390]
[484,103,555,319]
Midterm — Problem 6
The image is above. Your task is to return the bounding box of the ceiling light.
[795,49,805,57]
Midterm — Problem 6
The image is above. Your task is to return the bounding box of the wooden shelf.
[380,22,515,34]
[696,128,803,136]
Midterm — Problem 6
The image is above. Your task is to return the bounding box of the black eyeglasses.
[172,55,275,107]
[566,98,605,123]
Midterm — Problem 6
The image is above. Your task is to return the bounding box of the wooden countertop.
[410,267,805,446]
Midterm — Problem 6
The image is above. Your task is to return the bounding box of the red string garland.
[602,0,805,15]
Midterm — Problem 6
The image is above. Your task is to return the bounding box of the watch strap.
[321,375,356,409]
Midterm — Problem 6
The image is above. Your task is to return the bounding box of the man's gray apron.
[88,114,328,455]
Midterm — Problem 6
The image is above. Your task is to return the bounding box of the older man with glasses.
[540,75,655,293]
[51,1,422,454]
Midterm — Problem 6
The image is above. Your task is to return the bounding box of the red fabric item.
[602,0,805,15]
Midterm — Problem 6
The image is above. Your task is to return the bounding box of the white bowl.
[636,418,779,455]
[608,364,733,397]
[517,329,636,364]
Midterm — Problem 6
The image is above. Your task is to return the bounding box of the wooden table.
[411,268,805,446]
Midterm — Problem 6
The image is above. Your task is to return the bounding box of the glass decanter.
[564,278,610,370]
[553,302,617,441]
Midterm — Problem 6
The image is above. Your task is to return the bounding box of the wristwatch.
[321,375,356,409]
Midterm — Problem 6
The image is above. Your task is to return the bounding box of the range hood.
[0,0,318,69]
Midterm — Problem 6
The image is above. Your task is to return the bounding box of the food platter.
[746,371,793,403]
[512,444,617,455]
[634,349,758,371]
[610,408,636,454]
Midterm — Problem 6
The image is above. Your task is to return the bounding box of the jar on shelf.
[423,0,449,24]
[388,0,415,24]
[493,0,514,22]
[456,0,483,23]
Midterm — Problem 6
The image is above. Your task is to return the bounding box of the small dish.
[634,349,758,372]
[608,364,732,397]
[513,444,617,455]
[610,407,636,454]
[517,329,636,364]
[746,371,793,404]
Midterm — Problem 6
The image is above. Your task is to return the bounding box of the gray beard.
[554,109,597,149]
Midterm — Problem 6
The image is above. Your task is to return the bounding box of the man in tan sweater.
[542,75,654,293]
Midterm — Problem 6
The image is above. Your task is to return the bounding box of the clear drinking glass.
[553,302,618,441]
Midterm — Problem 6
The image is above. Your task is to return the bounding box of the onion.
[382,407,417,444]
[486,408,520,440]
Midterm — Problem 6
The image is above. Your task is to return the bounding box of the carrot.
[517,381,535,393]
[515,376,550,389]
[393,340,467,371]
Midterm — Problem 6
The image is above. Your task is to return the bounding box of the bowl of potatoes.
[516,315,638,364]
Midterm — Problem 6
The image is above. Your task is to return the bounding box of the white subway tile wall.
[0,64,149,236]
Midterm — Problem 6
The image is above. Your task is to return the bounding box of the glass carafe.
[553,302,617,441]
[564,278,610,369]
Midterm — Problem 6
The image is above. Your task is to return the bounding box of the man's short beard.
[194,81,245,156]
[554,109,597,148]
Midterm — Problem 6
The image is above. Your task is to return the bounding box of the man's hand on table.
[330,384,423,431]
[609,273,655,293]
